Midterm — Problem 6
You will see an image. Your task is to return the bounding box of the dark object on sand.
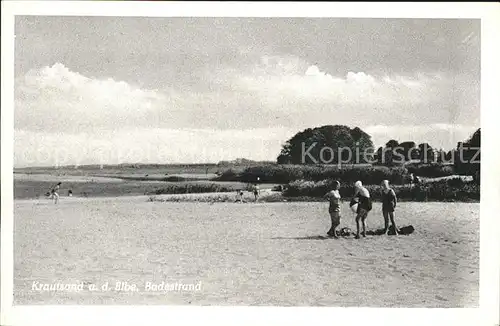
[336,227,352,237]
[366,225,415,236]
[396,225,415,235]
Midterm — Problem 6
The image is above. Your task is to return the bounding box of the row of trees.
[454,128,481,178]
[374,140,450,165]
[277,125,480,175]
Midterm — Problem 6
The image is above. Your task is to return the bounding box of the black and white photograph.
[1,2,499,326]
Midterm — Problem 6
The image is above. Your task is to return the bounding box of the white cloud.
[15,63,165,133]
[237,59,433,109]
[233,57,479,130]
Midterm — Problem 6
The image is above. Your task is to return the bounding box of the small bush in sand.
[148,183,238,195]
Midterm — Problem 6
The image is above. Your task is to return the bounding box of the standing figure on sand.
[381,180,398,235]
[324,181,342,238]
[252,177,261,202]
[49,182,61,204]
[352,181,372,239]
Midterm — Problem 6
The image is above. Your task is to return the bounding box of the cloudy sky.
[14,16,480,167]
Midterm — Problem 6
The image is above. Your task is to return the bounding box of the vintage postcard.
[1,2,499,326]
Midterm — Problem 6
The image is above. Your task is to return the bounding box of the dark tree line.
[277,125,480,176]
[452,128,481,181]
[373,140,448,165]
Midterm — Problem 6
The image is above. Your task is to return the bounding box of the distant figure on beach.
[414,174,420,184]
[49,182,61,204]
[253,177,260,202]
[68,189,73,197]
[352,181,372,239]
[381,180,398,235]
[409,172,421,186]
[253,184,260,202]
[324,181,341,238]
[409,173,414,188]
[235,190,245,203]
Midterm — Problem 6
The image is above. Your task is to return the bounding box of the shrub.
[148,183,237,195]
[145,191,286,203]
[405,163,455,178]
[163,176,189,182]
[215,164,409,185]
[215,169,239,181]
[283,177,479,202]
[272,184,285,192]
[284,179,333,197]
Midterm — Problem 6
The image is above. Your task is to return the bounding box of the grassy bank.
[283,177,479,202]
[146,182,244,195]
[216,164,409,185]
[147,190,285,203]
[215,163,458,185]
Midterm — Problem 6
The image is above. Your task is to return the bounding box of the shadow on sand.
[271,225,415,240]
[271,235,334,240]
